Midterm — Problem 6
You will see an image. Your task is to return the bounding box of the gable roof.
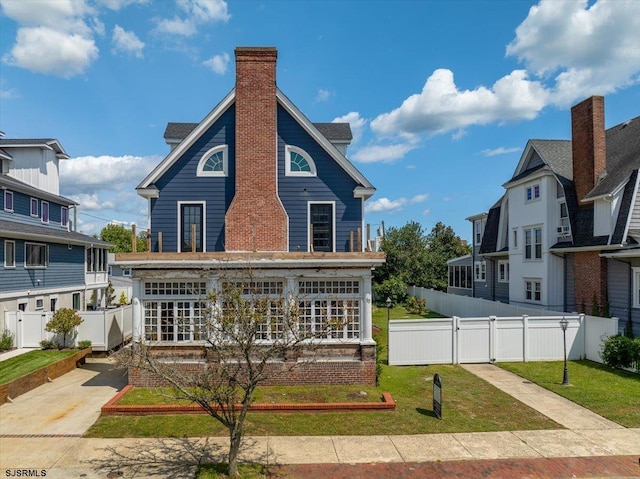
[0,138,69,160]
[507,140,572,185]
[139,88,374,197]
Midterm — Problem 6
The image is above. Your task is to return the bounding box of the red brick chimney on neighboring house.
[571,96,606,202]
[571,95,608,313]
[225,47,288,252]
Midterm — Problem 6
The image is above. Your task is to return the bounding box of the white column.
[132,277,143,342]
[361,272,374,344]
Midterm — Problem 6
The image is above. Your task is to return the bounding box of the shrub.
[0,329,14,350]
[40,339,57,350]
[623,318,635,339]
[118,291,129,305]
[374,276,407,305]
[601,334,640,369]
[405,296,429,315]
[77,340,92,350]
[45,308,84,348]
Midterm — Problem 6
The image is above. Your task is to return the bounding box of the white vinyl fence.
[3,305,132,352]
[388,287,619,366]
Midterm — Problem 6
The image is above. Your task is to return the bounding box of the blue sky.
[1,0,639,242]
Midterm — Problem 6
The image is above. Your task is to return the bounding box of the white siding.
[8,147,60,195]
[593,198,612,236]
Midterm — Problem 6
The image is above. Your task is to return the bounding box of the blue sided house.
[115,47,385,386]
[0,134,110,335]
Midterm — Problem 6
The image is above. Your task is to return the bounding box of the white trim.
[24,242,48,269]
[61,206,69,228]
[497,260,509,283]
[524,182,541,203]
[30,197,39,217]
[3,190,13,212]
[196,144,228,177]
[474,260,486,282]
[285,145,317,176]
[4,239,15,268]
[177,201,206,253]
[523,225,542,261]
[524,278,542,303]
[41,200,49,224]
[0,285,98,301]
[307,201,336,253]
[633,267,640,308]
[35,296,44,311]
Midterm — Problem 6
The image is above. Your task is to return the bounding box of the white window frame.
[285,145,317,177]
[524,226,542,261]
[177,201,206,253]
[30,197,39,217]
[61,206,69,227]
[512,229,518,250]
[308,201,336,253]
[4,190,13,212]
[474,219,484,245]
[196,145,228,177]
[525,183,541,203]
[123,267,131,277]
[24,242,48,268]
[35,296,44,311]
[633,268,640,308]
[474,260,486,282]
[41,201,49,224]
[498,260,509,283]
[558,200,570,236]
[4,240,15,268]
[525,278,542,303]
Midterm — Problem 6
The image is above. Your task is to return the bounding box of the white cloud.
[365,193,429,214]
[481,146,521,157]
[60,154,160,193]
[371,68,549,138]
[154,0,230,37]
[422,209,431,216]
[0,0,94,30]
[68,193,114,211]
[352,142,418,164]
[97,0,150,10]
[112,25,144,58]
[315,88,332,102]
[507,0,640,106]
[332,112,366,145]
[203,52,230,74]
[3,27,99,78]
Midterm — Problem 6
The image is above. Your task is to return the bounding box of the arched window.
[197,145,228,177]
[285,145,316,176]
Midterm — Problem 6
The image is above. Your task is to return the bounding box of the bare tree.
[116,271,346,477]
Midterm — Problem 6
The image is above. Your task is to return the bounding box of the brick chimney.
[225,47,288,252]
[571,96,606,201]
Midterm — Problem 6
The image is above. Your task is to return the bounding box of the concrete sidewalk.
[1,361,639,478]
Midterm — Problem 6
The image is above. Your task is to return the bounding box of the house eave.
[550,244,624,254]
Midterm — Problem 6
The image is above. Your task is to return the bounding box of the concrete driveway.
[0,357,127,436]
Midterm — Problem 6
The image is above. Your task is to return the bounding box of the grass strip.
[0,350,78,385]
[499,360,640,427]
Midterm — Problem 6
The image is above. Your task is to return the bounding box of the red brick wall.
[571,96,606,201]
[573,250,607,313]
[225,47,288,252]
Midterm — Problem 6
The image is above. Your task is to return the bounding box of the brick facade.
[571,96,606,202]
[573,250,608,312]
[225,47,288,252]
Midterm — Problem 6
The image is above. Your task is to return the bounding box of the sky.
[1,0,639,243]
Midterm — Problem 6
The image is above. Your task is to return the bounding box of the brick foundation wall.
[573,250,608,313]
[225,46,288,252]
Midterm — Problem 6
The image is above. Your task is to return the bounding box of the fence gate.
[456,317,491,363]
[18,311,49,348]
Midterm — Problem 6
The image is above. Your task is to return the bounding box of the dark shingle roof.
[479,197,503,255]
[163,122,353,143]
[530,140,573,180]
[0,219,110,247]
[585,116,640,199]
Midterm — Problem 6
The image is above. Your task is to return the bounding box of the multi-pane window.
[474,220,483,245]
[4,240,15,268]
[298,299,360,339]
[41,201,49,223]
[525,184,540,202]
[310,203,333,252]
[448,265,472,289]
[25,242,47,268]
[4,190,13,212]
[30,198,38,216]
[298,280,359,295]
[525,279,542,302]
[180,203,203,252]
[286,146,316,176]
[498,260,509,282]
[197,145,227,176]
[524,227,542,260]
[474,261,486,282]
[144,281,207,296]
[558,202,570,236]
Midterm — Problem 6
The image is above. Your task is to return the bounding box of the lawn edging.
[0,348,92,405]
[101,385,396,415]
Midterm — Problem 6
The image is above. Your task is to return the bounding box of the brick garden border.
[0,348,92,405]
[101,385,395,415]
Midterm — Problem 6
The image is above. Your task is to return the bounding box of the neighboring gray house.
[0,135,110,315]
[463,96,640,336]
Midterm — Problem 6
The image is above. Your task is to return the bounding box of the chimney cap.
[235,46,277,57]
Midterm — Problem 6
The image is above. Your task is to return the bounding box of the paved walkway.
[1,360,639,478]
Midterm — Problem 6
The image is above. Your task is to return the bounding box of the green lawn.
[0,350,78,385]
[85,305,559,438]
[499,360,640,427]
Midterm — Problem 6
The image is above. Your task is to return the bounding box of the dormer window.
[286,145,316,176]
[197,145,228,177]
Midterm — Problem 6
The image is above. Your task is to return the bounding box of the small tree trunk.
[228,425,243,477]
